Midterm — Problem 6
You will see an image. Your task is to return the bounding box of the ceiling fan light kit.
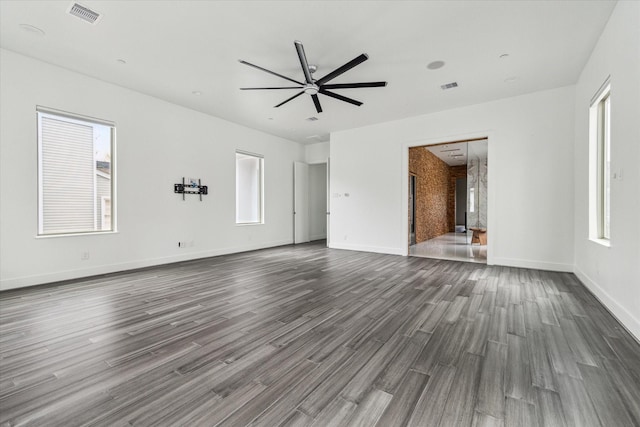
[239,40,387,113]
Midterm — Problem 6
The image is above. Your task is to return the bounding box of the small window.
[37,108,115,235]
[235,151,263,224]
[589,80,611,243]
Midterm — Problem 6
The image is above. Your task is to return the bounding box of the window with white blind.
[37,108,115,235]
[235,151,263,224]
[588,80,611,244]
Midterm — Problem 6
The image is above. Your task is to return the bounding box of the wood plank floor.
[1,241,639,426]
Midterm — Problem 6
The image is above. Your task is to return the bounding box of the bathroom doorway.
[408,138,488,263]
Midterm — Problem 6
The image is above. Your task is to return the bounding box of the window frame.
[235,150,264,225]
[588,79,611,245]
[36,107,116,237]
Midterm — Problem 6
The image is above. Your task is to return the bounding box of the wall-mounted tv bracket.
[174,177,208,201]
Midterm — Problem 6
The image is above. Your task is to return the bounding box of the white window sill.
[235,222,264,227]
[36,230,119,239]
[589,237,611,248]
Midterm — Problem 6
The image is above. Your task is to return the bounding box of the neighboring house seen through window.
[37,108,115,235]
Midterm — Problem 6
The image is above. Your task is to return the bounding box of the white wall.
[572,1,640,339]
[0,49,304,290]
[330,85,576,272]
[305,142,329,164]
[309,164,327,241]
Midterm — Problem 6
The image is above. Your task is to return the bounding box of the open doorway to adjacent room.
[294,161,329,246]
[408,138,488,263]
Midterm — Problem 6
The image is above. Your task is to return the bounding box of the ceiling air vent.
[440,82,459,90]
[67,3,102,25]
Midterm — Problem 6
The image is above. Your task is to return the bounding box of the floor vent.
[67,3,101,24]
[440,82,459,90]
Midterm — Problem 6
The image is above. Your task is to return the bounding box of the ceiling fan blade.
[275,91,305,108]
[316,54,369,85]
[311,94,323,113]
[294,41,314,84]
[240,87,301,90]
[322,82,387,89]
[319,89,363,106]
[239,60,303,86]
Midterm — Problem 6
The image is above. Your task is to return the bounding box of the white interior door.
[294,161,310,244]
[326,159,330,247]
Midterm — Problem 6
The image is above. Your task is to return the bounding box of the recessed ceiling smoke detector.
[67,3,102,25]
[441,82,459,90]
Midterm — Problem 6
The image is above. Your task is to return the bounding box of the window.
[589,80,611,243]
[235,151,263,224]
[37,108,115,235]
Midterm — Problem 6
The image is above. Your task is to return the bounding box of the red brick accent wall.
[448,165,468,232]
[409,147,450,243]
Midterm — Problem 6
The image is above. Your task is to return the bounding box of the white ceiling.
[0,1,616,144]
[427,139,489,167]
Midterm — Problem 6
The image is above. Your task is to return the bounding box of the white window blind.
[37,109,114,235]
[236,151,263,224]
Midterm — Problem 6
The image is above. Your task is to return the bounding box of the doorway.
[294,161,328,245]
[407,138,488,263]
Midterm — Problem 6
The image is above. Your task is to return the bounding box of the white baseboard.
[0,239,292,291]
[574,266,640,342]
[310,234,327,241]
[328,242,405,256]
[492,257,573,272]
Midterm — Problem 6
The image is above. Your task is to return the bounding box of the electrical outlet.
[81,251,90,260]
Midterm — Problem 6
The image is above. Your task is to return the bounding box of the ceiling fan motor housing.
[304,84,319,95]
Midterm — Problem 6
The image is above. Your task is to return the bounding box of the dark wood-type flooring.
[1,242,639,426]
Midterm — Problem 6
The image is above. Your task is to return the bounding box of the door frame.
[408,174,417,248]
[294,162,310,244]
[401,132,495,265]
[294,160,329,246]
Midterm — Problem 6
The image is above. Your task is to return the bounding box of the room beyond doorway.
[409,232,487,263]
[294,161,328,245]
[408,138,488,264]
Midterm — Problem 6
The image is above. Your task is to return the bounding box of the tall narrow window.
[235,151,263,224]
[601,94,611,239]
[589,80,611,243]
[37,108,115,235]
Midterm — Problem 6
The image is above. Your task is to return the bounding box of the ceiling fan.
[239,40,387,114]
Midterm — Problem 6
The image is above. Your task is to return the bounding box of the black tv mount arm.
[174,177,207,201]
